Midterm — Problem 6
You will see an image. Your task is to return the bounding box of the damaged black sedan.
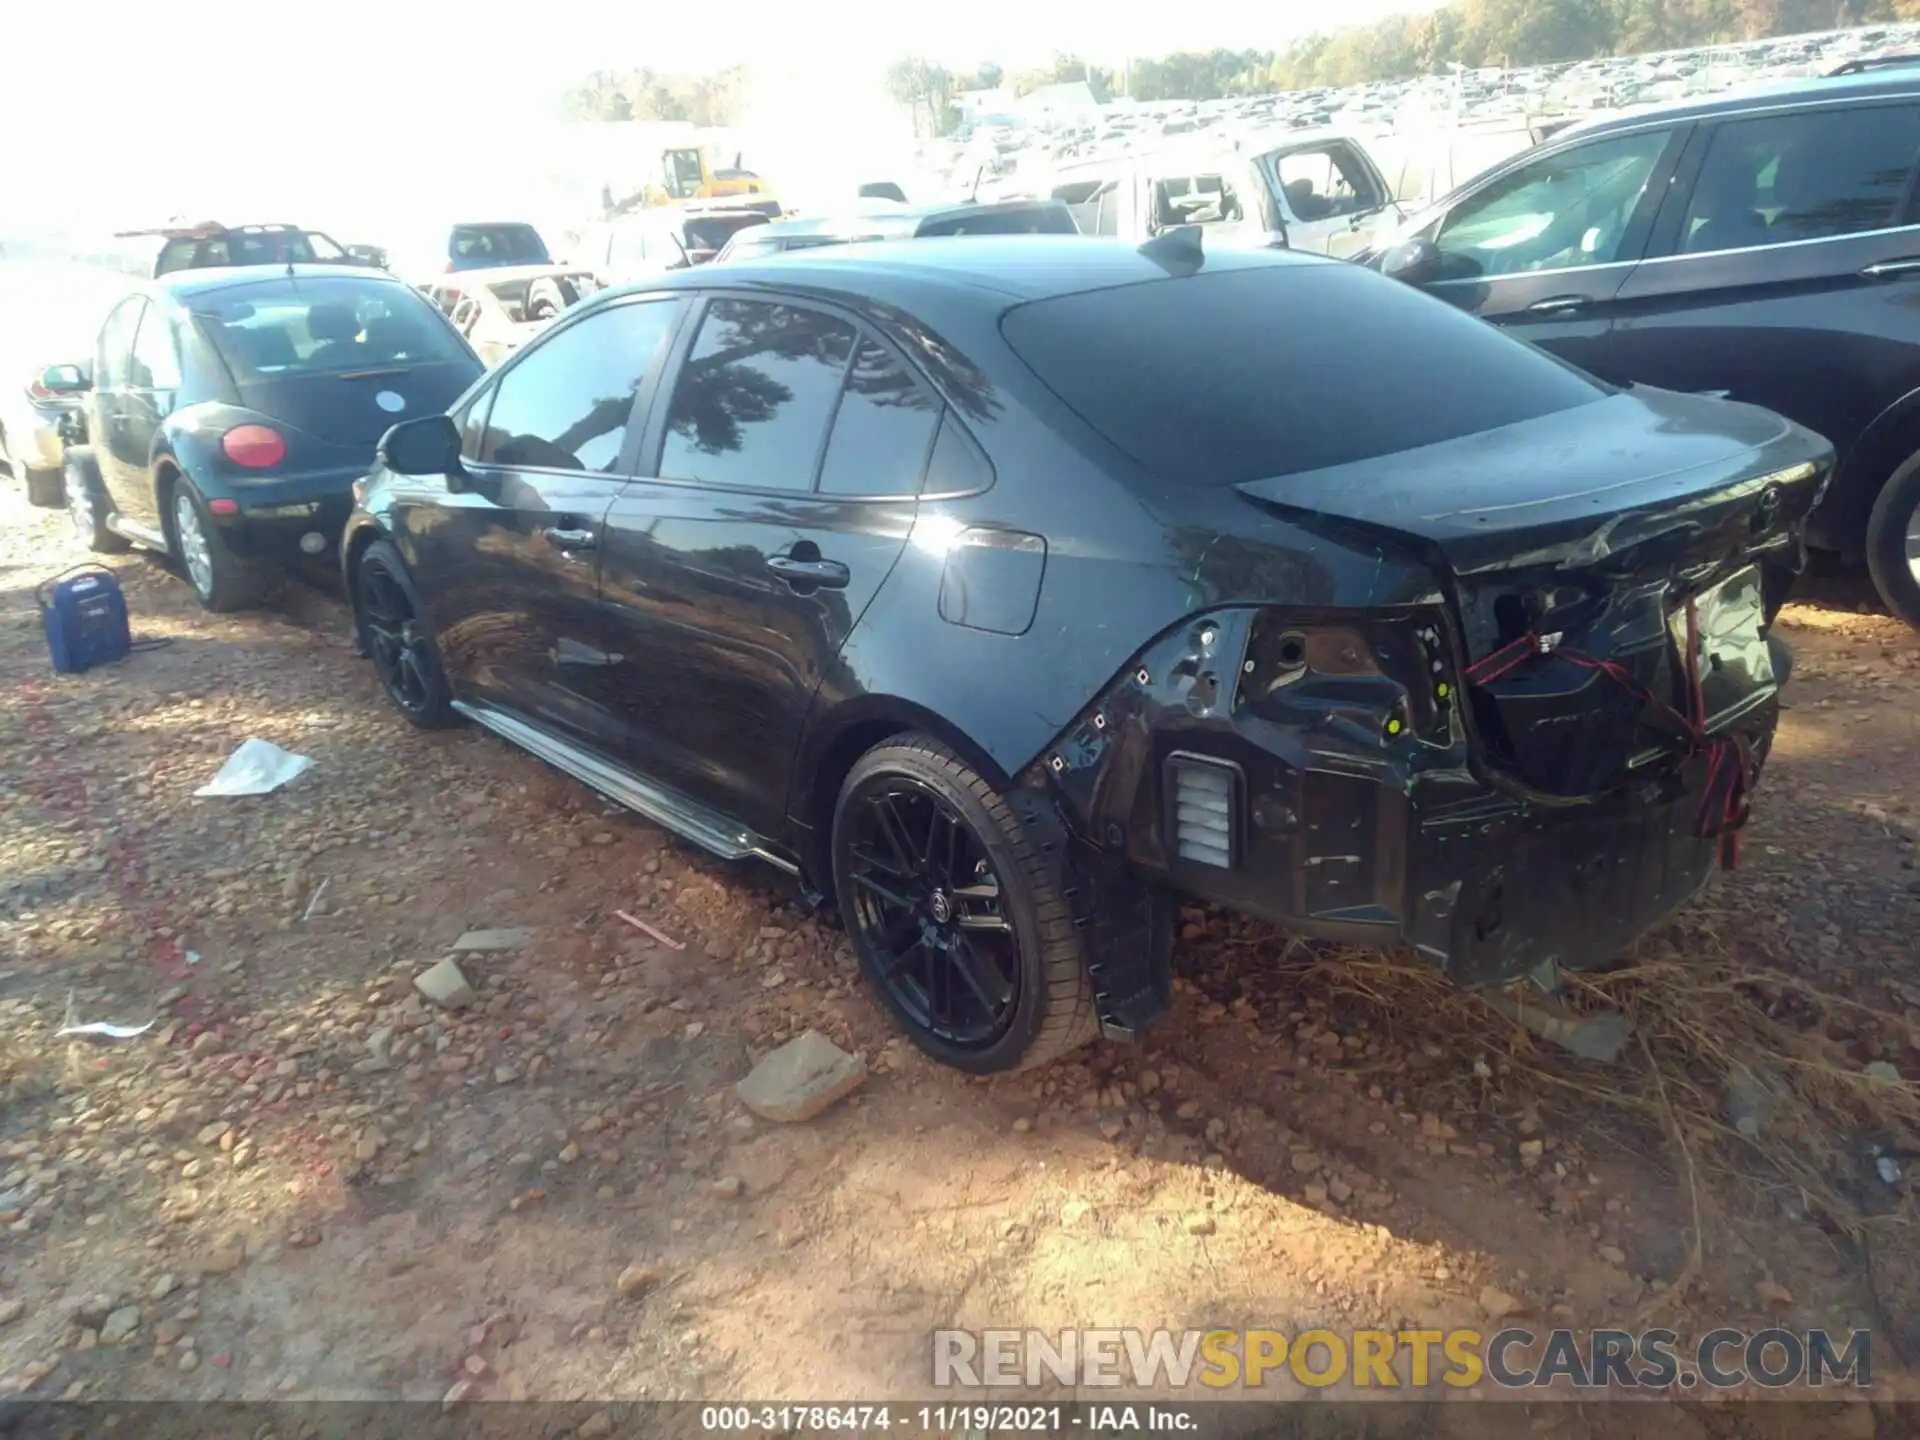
[342,234,1831,1074]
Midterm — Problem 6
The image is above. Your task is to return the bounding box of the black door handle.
[543,525,596,551]
[1526,294,1592,315]
[767,554,850,589]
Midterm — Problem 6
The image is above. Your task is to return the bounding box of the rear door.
[1407,122,1688,377]
[397,294,687,756]
[597,294,936,838]
[1606,96,1920,549]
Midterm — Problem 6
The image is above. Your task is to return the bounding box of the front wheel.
[831,735,1097,1074]
[354,540,455,728]
[1865,450,1920,628]
[64,450,126,553]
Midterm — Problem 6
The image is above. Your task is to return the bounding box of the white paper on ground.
[194,739,314,797]
[57,1019,155,1039]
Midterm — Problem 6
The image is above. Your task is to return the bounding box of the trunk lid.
[235,361,479,447]
[1234,387,1833,799]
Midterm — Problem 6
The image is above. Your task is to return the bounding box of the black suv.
[117,224,384,280]
[1369,67,1920,624]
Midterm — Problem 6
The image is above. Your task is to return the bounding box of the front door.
[91,296,148,518]
[397,294,687,756]
[1264,139,1399,257]
[1413,123,1688,378]
[116,299,184,532]
[1605,99,1920,550]
[598,295,933,839]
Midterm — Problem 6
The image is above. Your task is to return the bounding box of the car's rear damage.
[1014,391,1834,1046]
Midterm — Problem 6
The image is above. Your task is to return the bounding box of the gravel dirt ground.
[1,477,1917,1433]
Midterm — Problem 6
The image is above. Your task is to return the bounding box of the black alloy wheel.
[356,541,454,728]
[832,735,1098,1073]
[843,775,1021,1049]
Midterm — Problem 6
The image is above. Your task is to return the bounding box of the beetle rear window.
[999,263,1605,484]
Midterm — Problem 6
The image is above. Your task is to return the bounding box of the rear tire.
[168,480,268,613]
[63,448,126,553]
[1864,449,1920,628]
[831,735,1098,1074]
[25,464,63,508]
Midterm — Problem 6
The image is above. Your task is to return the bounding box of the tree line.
[879,0,1917,134]
[560,0,1917,132]
[561,67,750,125]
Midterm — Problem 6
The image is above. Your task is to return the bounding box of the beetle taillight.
[222,425,286,469]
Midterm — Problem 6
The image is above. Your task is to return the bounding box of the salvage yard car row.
[0,56,1912,1080]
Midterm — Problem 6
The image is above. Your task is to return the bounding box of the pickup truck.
[1038,130,1404,258]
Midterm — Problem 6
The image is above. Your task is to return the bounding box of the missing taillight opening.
[222,425,287,469]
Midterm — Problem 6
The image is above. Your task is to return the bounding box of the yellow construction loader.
[603,146,782,219]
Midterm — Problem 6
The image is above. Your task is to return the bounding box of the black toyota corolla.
[341,234,1831,1074]
[53,265,481,611]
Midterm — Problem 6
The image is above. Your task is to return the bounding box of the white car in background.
[421,264,602,368]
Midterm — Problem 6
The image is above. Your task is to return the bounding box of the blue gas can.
[37,566,132,674]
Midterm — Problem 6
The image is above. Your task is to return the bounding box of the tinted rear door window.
[656,299,858,491]
[478,299,680,472]
[1677,103,1920,253]
[817,340,942,496]
[1000,264,1605,486]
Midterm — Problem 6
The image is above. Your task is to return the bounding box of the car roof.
[617,233,1334,304]
[1553,66,1920,139]
[155,264,412,301]
[752,199,1069,241]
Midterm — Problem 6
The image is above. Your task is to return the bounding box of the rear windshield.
[725,235,844,262]
[918,205,1078,237]
[684,214,768,253]
[156,230,340,275]
[193,278,469,380]
[449,224,551,266]
[999,263,1605,484]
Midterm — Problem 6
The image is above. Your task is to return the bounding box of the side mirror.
[378,414,463,483]
[1380,237,1441,287]
[39,362,90,394]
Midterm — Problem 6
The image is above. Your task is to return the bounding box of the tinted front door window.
[657,300,858,491]
[479,299,680,472]
[1679,104,1920,254]
[1276,143,1384,220]
[1436,129,1673,278]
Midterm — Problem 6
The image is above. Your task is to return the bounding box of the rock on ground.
[415,957,475,1009]
[735,1030,868,1123]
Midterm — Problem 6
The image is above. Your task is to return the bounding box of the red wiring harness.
[1461,598,1754,869]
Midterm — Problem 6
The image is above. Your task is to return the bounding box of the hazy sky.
[5,0,1433,236]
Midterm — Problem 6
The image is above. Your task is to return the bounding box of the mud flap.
[1008,785,1173,1041]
